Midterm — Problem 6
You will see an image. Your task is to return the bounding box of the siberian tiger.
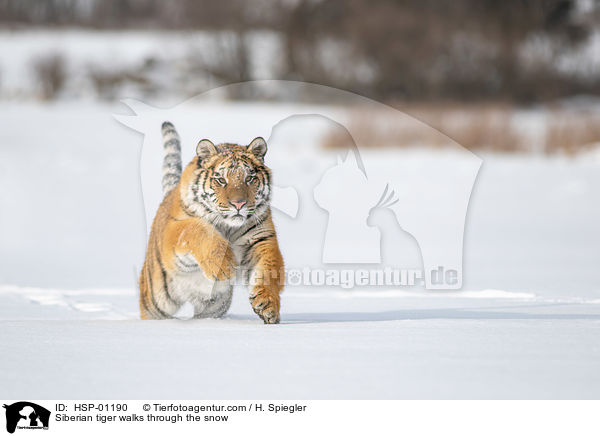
[139,121,284,323]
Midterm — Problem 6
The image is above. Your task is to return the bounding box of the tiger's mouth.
[223,213,248,227]
[216,197,265,227]
[220,206,252,225]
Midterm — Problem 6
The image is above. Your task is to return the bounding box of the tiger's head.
[181,137,272,228]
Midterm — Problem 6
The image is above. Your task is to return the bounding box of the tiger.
[138,121,284,324]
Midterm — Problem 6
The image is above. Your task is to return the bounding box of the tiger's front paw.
[250,287,280,324]
[199,246,236,281]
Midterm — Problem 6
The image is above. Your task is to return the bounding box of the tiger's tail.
[161,121,182,196]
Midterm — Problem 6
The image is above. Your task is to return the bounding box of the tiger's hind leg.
[193,281,233,319]
[140,295,181,320]
[139,263,182,320]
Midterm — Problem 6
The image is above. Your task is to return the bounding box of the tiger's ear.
[196,139,217,161]
[247,137,267,160]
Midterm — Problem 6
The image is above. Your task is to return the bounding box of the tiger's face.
[183,137,271,227]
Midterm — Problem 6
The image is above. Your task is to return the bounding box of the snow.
[0,101,599,398]
[1,285,599,399]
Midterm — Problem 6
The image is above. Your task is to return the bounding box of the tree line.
[1,0,598,103]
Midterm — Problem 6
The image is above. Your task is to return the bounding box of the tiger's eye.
[215,177,227,186]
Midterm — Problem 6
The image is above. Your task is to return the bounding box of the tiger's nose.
[230,199,247,211]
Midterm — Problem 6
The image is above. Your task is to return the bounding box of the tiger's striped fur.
[161,121,182,195]
[139,122,284,323]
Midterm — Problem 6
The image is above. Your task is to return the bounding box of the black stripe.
[179,198,195,217]
[146,253,171,319]
[177,259,198,269]
[163,138,180,148]
[163,154,181,164]
[242,233,275,266]
[192,171,204,202]
[139,269,153,316]
[163,159,181,168]
[250,230,276,241]
[144,263,157,317]
[164,151,181,160]
[237,220,264,239]
[174,252,198,269]
[155,245,177,307]
[163,166,182,175]
[149,286,171,319]
[144,261,162,318]
[202,172,211,193]
[163,164,182,174]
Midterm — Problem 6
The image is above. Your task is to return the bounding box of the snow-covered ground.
[1,285,599,399]
[0,101,599,398]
